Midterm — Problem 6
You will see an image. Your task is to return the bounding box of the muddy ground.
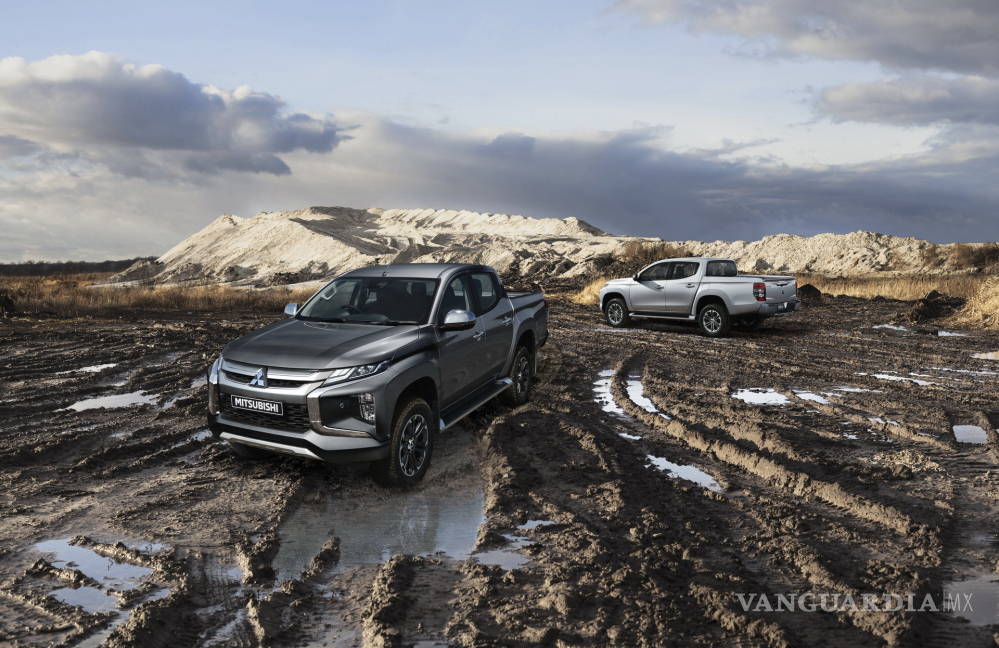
[1,297,998,647]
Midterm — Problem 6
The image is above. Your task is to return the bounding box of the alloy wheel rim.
[514,354,530,394]
[704,309,722,333]
[607,303,623,324]
[398,414,429,477]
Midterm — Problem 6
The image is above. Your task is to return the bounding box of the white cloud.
[0,51,344,175]
[619,0,999,74]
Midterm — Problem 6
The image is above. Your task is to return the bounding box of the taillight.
[753,282,766,302]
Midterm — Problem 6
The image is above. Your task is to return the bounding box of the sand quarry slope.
[114,205,991,286]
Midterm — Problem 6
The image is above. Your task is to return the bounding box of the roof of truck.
[341,263,489,279]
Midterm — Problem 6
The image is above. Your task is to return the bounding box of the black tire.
[698,302,731,337]
[501,345,533,406]
[228,441,272,460]
[604,297,631,328]
[738,315,763,331]
[372,398,435,487]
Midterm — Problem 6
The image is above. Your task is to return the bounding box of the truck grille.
[220,392,311,432]
[223,371,305,389]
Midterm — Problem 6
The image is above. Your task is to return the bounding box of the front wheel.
[604,298,631,328]
[372,398,435,487]
[698,303,731,337]
[501,345,533,406]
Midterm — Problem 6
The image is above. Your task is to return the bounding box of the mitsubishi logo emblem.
[248,367,268,388]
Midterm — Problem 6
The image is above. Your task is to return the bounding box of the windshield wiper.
[353,319,419,326]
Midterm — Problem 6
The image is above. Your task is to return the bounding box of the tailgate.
[760,276,796,303]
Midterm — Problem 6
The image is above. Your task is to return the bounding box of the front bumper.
[207,358,390,462]
[759,299,801,316]
[208,416,388,463]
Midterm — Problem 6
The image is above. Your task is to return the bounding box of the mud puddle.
[35,538,153,589]
[275,481,484,584]
[731,388,789,406]
[953,425,989,444]
[65,390,157,412]
[625,374,671,419]
[474,520,557,570]
[646,455,723,492]
[858,372,938,386]
[943,572,999,625]
[972,351,999,360]
[794,390,832,404]
[593,369,631,419]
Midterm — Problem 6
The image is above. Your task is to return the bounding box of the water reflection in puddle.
[473,520,556,570]
[857,372,938,386]
[953,425,988,444]
[937,331,966,337]
[731,388,789,406]
[944,573,999,625]
[34,538,153,589]
[647,455,722,492]
[626,375,670,419]
[794,390,831,405]
[50,586,119,613]
[593,370,630,419]
[873,324,908,331]
[59,363,119,375]
[274,484,484,584]
[973,351,999,361]
[66,391,157,412]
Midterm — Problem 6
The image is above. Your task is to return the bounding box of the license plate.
[230,395,283,416]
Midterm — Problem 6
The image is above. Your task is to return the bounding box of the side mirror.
[632,274,640,281]
[284,303,299,316]
[440,309,476,331]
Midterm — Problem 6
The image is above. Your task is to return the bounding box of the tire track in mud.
[2,299,998,646]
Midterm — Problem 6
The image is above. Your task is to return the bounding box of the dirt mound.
[111,206,996,287]
[797,284,823,303]
[906,290,965,324]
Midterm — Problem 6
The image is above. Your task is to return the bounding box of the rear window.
[706,260,737,277]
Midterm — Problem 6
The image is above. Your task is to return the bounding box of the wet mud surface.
[1,297,998,646]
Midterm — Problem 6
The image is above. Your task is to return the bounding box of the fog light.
[357,393,376,423]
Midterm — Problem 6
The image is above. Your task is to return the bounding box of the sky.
[1,0,998,261]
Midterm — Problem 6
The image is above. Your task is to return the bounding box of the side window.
[706,260,737,277]
[638,263,670,281]
[671,262,699,279]
[439,275,472,320]
[469,272,500,315]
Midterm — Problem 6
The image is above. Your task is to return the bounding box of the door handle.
[472,331,485,341]
[500,316,513,326]
[653,285,664,290]
[686,283,696,288]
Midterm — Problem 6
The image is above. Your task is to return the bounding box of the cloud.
[817,75,999,126]
[0,51,344,175]
[619,0,999,74]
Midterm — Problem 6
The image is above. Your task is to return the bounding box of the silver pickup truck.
[207,263,548,486]
[598,257,799,337]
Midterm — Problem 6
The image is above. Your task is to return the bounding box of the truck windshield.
[297,277,438,324]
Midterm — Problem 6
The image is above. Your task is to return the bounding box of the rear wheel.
[372,398,435,487]
[698,303,731,337]
[502,345,533,406]
[604,298,631,328]
[228,441,272,460]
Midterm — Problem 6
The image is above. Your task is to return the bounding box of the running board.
[440,378,513,430]
[630,312,695,320]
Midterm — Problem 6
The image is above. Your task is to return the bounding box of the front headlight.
[323,361,390,386]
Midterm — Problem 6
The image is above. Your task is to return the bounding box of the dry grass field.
[1,274,315,317]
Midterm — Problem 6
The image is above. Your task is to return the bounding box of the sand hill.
[113,206,994,286]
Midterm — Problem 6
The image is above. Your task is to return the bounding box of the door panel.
[436,275,489,406]
[630,262,671,311]
[662,261,700,313]
[469,272,512,379]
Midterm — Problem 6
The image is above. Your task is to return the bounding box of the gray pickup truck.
[598,257,799,337]
[207,263,548,485]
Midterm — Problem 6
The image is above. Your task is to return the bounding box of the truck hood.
[223,318,426,370]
